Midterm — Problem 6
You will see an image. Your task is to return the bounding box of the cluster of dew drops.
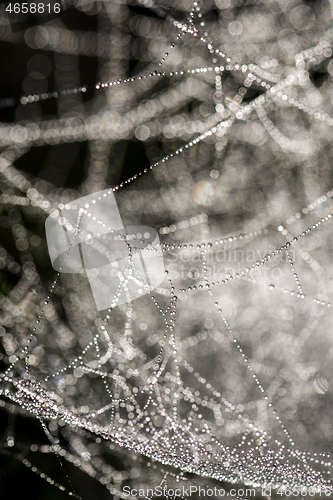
[2,1,333,498]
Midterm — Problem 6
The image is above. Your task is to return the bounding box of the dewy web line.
[1,0,333,499]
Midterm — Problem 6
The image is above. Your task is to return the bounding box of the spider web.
[0,0,333,498]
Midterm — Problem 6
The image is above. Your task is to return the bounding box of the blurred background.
[1,0,333,498]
